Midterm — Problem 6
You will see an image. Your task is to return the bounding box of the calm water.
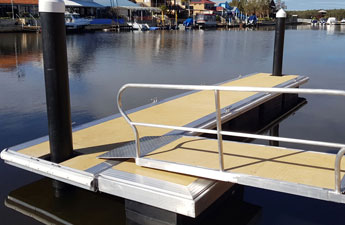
[1,25,345,224]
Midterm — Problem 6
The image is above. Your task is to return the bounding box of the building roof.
[0,0,104,7]
[218,2,231,10]
[95,0,160,11]
[95,0,138,7]
[0,0,37,4]
[190,0,215,5]
[65,0,104,7]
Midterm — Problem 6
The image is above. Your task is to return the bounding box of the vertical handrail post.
[272,9,286,76]
[134,127,141,158]
[335,148,345,193]
[214,90,224,171]
[117,86,141,158]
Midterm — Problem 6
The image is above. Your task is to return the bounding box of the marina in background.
[1,1,345,223]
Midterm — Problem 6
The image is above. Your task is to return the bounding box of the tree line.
[229,0,284,17]
[287,9,345,20]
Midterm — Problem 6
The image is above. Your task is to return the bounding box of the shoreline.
[0,22,305,33]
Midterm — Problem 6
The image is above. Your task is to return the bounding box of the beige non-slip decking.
[17,72,298,174]
[143,136,345,190]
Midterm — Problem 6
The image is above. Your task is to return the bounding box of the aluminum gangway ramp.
[100,83,345,204]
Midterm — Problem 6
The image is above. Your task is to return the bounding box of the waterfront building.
[95,0,160,23]
[189,0,215,15]
[132,0,165,7]
[130,0,186,9]
[0,0,38,17]
[318,9,327,17]
[0,0,104,18]
[64,0,104,16]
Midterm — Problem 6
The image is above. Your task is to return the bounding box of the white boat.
[195,14,217,28]
[128,22,150,31]
[341,19,345,24]
[326,17,337,25]
[65,12,90,30]
[319,18,327,25]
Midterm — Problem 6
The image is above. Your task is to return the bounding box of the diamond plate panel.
[98,135,182,159]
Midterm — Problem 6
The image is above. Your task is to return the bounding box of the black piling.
[39,0,73,164]
[272,9,286,76]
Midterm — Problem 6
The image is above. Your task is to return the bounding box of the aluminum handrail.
[117,83,345,193]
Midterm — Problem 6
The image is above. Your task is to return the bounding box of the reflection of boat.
[196,14,217,28]
[326,17,337,25]
[65,12,90,30]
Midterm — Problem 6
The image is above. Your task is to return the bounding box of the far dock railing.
[117,84,345,194]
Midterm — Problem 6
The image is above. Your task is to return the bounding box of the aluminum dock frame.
[1,73,309,218]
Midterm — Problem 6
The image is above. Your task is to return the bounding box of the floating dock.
[1,73,310,217]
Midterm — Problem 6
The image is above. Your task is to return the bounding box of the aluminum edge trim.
[97,175,196,217]
[137,157,345,204]
[99,168,193,199]
[1,149,95,191]
[193,181,234,217]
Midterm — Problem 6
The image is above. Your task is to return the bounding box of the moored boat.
[311,19,318,25]
[247,14,258,26]
[320,18,327,25]
[128,22,150,31]
[326,17,337,25]
[65,12,90,30]
[196,13,217,28]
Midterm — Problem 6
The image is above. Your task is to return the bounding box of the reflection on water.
[5,179,126,225]
[6,179,261,225]
[0,33,41,72]
[1,26,345,224]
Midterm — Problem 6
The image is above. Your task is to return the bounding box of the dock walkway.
[1,73,308,217]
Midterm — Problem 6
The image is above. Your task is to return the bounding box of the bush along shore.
[287,9,345,20]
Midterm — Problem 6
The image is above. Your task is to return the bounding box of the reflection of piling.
[272,9,286,76]
[39,0,73,164]
[269,124,280,146]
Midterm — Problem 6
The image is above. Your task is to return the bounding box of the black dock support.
[272,9,286,76]
[39,0,73,164]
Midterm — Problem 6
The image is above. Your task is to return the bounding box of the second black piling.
[272,9,287,77]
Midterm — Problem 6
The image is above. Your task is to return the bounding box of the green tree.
[258,0,270,17]
[287,9,345,20]
[229,0,273,17]
[230,0,246,12]
[160,5,168,13]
